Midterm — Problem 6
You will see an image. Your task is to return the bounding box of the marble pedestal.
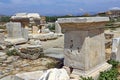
[5,22,28,44]
[58,17,112,79]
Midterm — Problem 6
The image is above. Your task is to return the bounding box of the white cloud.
[110,7,120,10]
[79,8,84,11]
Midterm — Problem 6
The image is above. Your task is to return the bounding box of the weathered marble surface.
[6,22,23,39]
[111,38,120,62]
[55,21,62,33]
[5,22,28,44]
[39,68,70,80]
[57,17,109,23]
[64,29,106,70]
[29,32,58,40]
[58,17,112,79]
[32,26,39,34]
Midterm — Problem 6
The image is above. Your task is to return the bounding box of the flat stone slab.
[57,17,109,23]
[5,38,27,44]
[16,71,44,80]
[58,17,109,30]
[0,52,6,56]
[27,45,42,48]
[29,32,58,40]
[44,48,64,59]
[0,29,5,33]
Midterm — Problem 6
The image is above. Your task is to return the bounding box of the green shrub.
[80,76,94,80]
[98,68,119,80]
[105,23,113,26]
[6,49,19,56]
[47,24,55,31]
[80,60,119,80]
[46,62,57,69]
[107,60,119,68]
[98,60,119,80]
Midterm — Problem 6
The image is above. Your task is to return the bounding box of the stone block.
[5,22,28,44]
[55,21,62,33]
[58,17,112,79]
[111,38,120,61]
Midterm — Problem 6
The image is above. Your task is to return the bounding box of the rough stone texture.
[32,26,39,34]
[11,13,40,19]
[0,52,6,56]
[41,28,50,33]
[55,21,62,33]
[58,17,112,79]
[58,17,109,31]
[28,39,41,45]
[39,68,70,80]
[29,32,58,40]
[0,33,5,44]
[0,75,23,80]
[21,28,28,40]
[0,45,6,50]
[6,22,23,38]
[64,29,107,70]
[111,38,120,61]
[0,52,7,62]
[5,22,28,44]
[19,46,43,60]
[0,33,6,50]
[57,17,109,23]
[0,29,5,33]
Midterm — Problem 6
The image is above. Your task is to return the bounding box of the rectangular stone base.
[5,38,27,44]
[72,62,112,80]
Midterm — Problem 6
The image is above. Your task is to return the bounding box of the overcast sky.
[0,0,120,16]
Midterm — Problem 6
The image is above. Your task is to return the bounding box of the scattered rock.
[0,52,6,56]
[41,58,52,66]
[7,65,14,70]
[2,63,7,67]
[0,55,8,62]
[0,71,3,75]
[42,28,50,33]
[4,56,14,64]
[21,63,30,67]
[0,75,24,80]
[39,68,70,80]
[28,39,41,45]
[29,32,58,41]
[19,47,43,60]
[0,45,6,50]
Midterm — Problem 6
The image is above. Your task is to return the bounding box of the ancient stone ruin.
[111,38,120,62]
[57,17,112,79]
[10,13,58,41]
[5,22,28,44]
